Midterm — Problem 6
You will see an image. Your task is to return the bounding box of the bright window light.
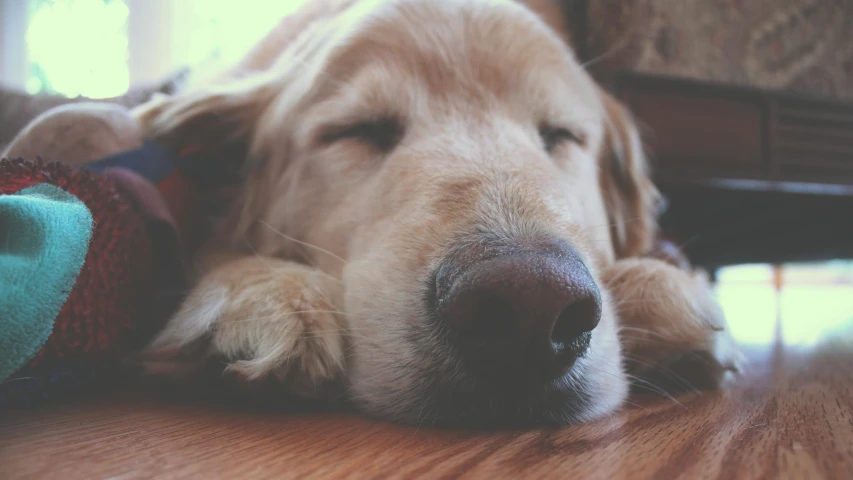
[717,262,853,347]
[24,0,309,98]
[185,0,310,67]
[26,0,129,98]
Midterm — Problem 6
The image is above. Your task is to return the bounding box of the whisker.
[626,375,693,411]
[244,227,345,288]
[578,27,658,71]
[617,354,704,394]
[259,220,348,265]
[243,234,281,272]
[586,358,692,411]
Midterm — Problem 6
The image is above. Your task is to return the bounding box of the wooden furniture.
[2,316,852,479]
[602,72,853,267]
[608,72,853,189]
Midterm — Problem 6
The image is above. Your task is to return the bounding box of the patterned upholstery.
[583,0,853,100]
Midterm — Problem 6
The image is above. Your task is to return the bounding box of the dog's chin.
[349,344,628,429]
[415,378,594,428]
[428,357,628,428]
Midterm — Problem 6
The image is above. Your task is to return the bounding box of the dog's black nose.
[437,248,601,380]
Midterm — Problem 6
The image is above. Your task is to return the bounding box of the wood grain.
[627,89,764,169]
[2,328,853,479]
[606,72,853,187]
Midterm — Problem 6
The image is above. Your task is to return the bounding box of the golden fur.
[8,0,741,426]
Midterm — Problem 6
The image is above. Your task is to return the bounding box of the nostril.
[552,296,601,351]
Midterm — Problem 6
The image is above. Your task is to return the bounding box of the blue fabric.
[87,140,176,184]
[0,184,93,382]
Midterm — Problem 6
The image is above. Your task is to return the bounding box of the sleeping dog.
[8,0,741,427]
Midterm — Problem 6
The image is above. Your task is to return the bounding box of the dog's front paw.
[141,257,346,399]
[603,258,744,391]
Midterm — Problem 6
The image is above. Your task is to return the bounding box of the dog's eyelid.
[319,116,404,152]
[538,124,586,153]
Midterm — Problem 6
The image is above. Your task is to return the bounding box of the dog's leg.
[602,258,743,391]
[142,255,347,399]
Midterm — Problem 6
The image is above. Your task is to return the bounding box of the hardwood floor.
[2,321,852,479]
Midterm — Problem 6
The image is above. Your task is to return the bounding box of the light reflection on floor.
[716,263,853,347]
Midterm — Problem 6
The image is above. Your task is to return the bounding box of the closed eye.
[538,125,584,153]
[320,117,404,152]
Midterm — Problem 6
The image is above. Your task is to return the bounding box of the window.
[717,261,853,346]
[26,0,129,98]
[6,0,309,98]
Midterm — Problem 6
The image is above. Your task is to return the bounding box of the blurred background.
[1,0,308,97]
[1,0,852,347]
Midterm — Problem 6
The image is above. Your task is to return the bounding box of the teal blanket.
[0,184,92,382]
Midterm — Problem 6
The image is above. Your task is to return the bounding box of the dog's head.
[144,0,660,427]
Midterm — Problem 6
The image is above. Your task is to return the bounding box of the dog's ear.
[131,78,282,252]
[132,77,276,159]
[598,89,662,259]
[130,0,355,249]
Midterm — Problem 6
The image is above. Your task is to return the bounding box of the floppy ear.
[130,0,360,249]
[131,76,286,251]
[132,78,275,159]
[598,89,662,259]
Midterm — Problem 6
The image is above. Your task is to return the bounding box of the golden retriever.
[10,0,741,427]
